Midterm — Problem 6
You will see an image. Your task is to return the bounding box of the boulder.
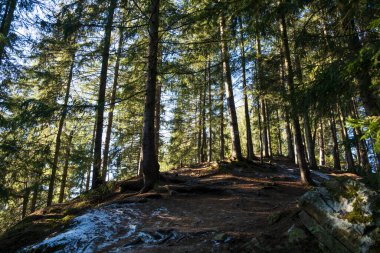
[299,178,380,253]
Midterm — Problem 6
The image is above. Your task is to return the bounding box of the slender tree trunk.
[208,60,212,162]
[47,51,76,206]
[338,108,355,170]
[154,46,163,159]
[92,0,117,189]
[261,99,269,157]
[285,112,295,161]
[86,120,96,191]
[197,87,202,163]
[219,13,243,161]
[141,0,160,192]
[58,130,74,203]
[266,101,272,157]
[258,98,263,163]
[319,120,326,166]
[330,112,341,170]
[239,17,254,160]
[220,73,225,160]
[276,110,282,156]
[201,69,207,162]
[30,183,39,213]
[280,12,313,185]
[304,113,317,170]
[102,28,124,181]
[22,183,30,219]
[0,0,17,62]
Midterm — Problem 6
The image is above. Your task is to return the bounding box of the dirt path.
[20,158,325,253]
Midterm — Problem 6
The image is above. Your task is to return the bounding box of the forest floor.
[1,157,340,253]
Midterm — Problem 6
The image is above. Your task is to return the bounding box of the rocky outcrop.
[299,177,380,253]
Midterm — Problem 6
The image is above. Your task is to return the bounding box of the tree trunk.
[319,120,325,166]
[22,183,30,219]
[280,13,313,185]
[58,130,74,203]
[285,112,295,161]
[30,183,39,213]
[197,86,202,163]
[261,99,269,157]
[219,13,243,161]
[219,72,225,160]
[102,28,124,181]
[201,68,207,162]
[0,0,17,62]
[266,100,272,157]
[141,0,160,192]
[92,0,117,189]
[304,113,317,170]
[257,98,263,163]
[239,17,254,160]
[47,50,76,206]
[330,112,341,170]
[338,108,355,170]
[86,120,96,191]
[208,60,212,162]
[276,110,282,156]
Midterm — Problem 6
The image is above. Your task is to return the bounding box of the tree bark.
[261,99,269,157]
[338,108,355,170]
[219,13,243,161]
[280,12,313,185]
[58,130,74,203]
[0,0,17,62]
[319,120,325,166]
[276,110,282,156]
[239,17,254,160]
[329,112,341,170]
[141,0,160,192]
[102,27,124,181]
[201,68,207,162]
[47,49,76,206]
[30,183,39,213]
[92,0,117,189]
[257,97,263,163]
[86,120,96,191]
[219,71,225,160]
[266,100,272,157]
[208,60,212,162]
[285,112,295,161]
[22,183,30,219]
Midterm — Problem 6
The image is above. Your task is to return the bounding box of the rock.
[299,178,380,253]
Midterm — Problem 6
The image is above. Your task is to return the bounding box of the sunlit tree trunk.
[219,73,225,160]
[141,0,160,192]
[47,49,76,206]
[92,0,117,189]
[86,121,96,191]
[239,17,254,160]
[219,13,243,161]
[261,99,269,157]
[102,28,124,181]
[58,130,74,203]
[285,112,294,161]
[280,12,313,185]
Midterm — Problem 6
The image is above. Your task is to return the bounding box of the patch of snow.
[20,203,143,253]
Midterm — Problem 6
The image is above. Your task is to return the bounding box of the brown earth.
[0,157,330,253]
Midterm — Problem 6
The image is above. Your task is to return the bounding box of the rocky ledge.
[299,177,380,253]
